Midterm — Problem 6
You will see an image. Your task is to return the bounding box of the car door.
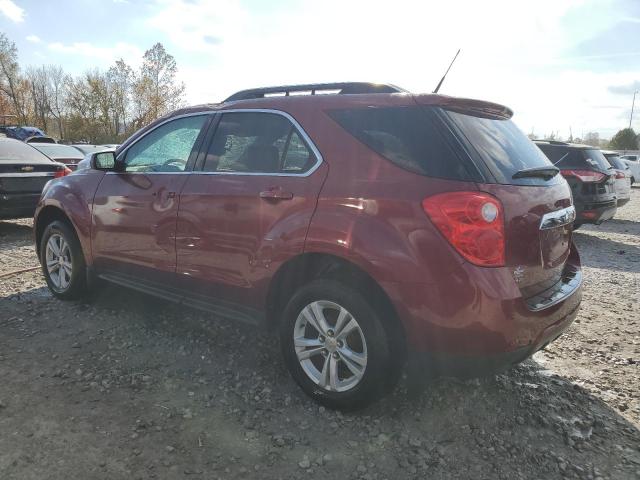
[175,110,327,312]
[92,114,211,284]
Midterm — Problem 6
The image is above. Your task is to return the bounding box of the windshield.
[444,110,556,185]
[0,139,52,162]
[33,144,84,160]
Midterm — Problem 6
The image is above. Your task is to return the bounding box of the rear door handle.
[259,188,293,201]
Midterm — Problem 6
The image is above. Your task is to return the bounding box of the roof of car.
[117,86,513,155]
[533,140,597,150]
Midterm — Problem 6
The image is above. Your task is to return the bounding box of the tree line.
[0,33,185,144]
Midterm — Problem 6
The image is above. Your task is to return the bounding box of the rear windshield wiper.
[512,166,560,180]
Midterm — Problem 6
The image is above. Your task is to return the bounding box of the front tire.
[40,220,88,300]
[280,279,396,410]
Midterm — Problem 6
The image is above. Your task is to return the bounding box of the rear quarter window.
[329,106,476,181]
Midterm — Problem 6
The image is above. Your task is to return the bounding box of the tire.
[279,279,396,410]
[40,220,88,300]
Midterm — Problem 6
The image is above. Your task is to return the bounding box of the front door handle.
[259,188,293,201]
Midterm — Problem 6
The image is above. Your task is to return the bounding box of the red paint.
[35,90,582,368]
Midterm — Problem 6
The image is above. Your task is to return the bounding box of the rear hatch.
[435,105,574,297]
[0,140,64,194]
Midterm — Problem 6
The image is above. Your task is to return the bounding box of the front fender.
[35,169,105,264]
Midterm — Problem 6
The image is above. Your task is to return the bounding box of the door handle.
[259,188,293,201]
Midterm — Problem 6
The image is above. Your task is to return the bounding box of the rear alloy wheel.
[280,279,394,410]
[40,220,87,300]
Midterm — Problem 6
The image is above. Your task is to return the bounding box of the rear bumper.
[383,243,582,375]
[575,199,617,224]
[0,192,40,219]
[617,196,631,207]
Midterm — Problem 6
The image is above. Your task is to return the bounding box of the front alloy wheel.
[45,233,73,292]
[40,220,87,300]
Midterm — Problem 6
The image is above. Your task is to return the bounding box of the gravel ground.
[1,191,639,480]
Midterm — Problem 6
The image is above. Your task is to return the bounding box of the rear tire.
[40,220,88,300]
[279,279,396,410]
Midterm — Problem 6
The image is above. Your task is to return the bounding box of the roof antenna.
[433,49,461,94]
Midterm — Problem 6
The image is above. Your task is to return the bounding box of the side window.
[282,131,314,172]
[123,115,208,172]
[202,112,316,174]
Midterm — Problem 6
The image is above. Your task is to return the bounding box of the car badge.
[21,166,34,172]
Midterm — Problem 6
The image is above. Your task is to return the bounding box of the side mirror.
[91,151,117,171]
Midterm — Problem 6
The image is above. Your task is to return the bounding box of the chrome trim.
[0,172,56,178]
[115,109,323,178]
[539,205,576,230]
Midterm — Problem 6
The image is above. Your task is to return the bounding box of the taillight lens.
[614,171,625,179]
[422,192,505,267]
[54,166,72,178]
[560,169,605,182]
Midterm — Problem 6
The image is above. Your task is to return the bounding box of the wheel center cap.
[325,337,338,352]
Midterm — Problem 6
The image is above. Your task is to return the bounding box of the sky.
[1,0,639,139]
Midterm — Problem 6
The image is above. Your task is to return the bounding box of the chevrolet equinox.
[35,82,583,409]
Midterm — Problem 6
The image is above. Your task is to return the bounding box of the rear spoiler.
[413,94,513,120]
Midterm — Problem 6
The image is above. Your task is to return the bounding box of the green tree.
[609,128,638,150]
[0,32,28,124]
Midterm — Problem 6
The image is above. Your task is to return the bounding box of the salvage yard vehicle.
[535,141,617,228]
[0,137,71,219]
[602,150,632,207]
[620,154,639,184]
[31,143,85,171]
[34,82,583,409]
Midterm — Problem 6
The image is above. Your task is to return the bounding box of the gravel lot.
[1,191,639,480]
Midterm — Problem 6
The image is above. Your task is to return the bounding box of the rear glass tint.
[445,110,555,185]
[603,154,627,170]
[0,139,51,163]
[329,106,474,181]
[536,144,611,171]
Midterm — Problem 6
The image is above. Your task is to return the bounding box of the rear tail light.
[421,192,505,267]
[560,169,605,182]
[54,166,72,178]
[614,171,625,179]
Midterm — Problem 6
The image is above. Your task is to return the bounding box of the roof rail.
[224,82,407,102]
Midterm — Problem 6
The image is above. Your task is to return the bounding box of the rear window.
[0,139,51,163]
[33,144,85,160]
[604,154,627,170]
[537,144,611,171]
[329,106,475,181]
[445,110,556,185]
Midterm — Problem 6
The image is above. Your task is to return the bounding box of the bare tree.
[45,65,70,139]
[0,33,28,124]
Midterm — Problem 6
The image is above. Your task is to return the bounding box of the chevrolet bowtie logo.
[21,166,34,172]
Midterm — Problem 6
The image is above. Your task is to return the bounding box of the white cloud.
[149,0,639,138]
[26,35,41,43]
[47,41,143,67]
[0,0,24,22]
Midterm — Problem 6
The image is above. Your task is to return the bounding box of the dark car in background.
[0,137,71,219]
[602,150,631,206]
[31,143,85,170]
[0,126,47,141]
[535,141,616,227]
[34,83,582,409]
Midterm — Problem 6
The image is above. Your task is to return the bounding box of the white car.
[620,154,640,184]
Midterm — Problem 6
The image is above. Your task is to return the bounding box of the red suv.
[34,83,582,409]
